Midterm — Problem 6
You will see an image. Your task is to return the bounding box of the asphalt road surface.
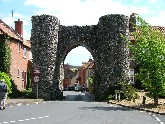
[0,91,164,124]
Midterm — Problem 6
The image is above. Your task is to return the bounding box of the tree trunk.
[154,95,158,105]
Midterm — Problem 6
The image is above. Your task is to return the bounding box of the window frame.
[17,68,20,77]
[23,47,27,58]
[128,69,135,84]
[18,42,21,52]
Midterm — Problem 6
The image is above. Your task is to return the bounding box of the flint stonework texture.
[31,14,130,100]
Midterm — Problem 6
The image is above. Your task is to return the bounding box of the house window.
[128,69,134,84]
[18,42,21,52]
[17,68,20,77]
[22,71,24,80]
[23,47,26,58]
[29,50,32,60]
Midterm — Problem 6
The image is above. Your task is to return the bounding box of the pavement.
[108,101,165,115]
[6,98,44,106]
[85,92,165,115]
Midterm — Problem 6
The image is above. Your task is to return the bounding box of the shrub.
[0,71,12,94]
[118,82,138,100]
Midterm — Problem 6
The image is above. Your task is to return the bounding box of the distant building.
[77,58,94,88]
[0,19,32,90]
[63,64,78,88]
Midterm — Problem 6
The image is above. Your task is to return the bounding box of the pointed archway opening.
[62,46,95,101]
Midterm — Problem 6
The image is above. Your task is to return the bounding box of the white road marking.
[38,117,43,119]
[9,121,16,123]
[148,113,163,124]
[155,117,160,122]
[45,116,49,118]
[17,103,22,106]
[25,119,30,121]
[31,118,36,120]
[18,120,24,122]
[2,122,9,123]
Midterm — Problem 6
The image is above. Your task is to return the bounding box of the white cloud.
[64,46,92,65]
[23,0,165,65]
[146,11,165,26]
[0,0,10,1]
[2,13,30,26]
[23,29,31,40]
[147,0,157,3]
[67,46,91,56]
[25,0,150,26]
[2,12,31,39]
[133,0,142,3]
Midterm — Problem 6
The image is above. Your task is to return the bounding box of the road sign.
[34,75,40,83]
[34,67,40,74]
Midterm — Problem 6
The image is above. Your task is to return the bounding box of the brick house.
[0,19,32,90]
[77,58,94,88]
[63,64,78,88]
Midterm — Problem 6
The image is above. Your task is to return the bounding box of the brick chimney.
[14,19,23,37]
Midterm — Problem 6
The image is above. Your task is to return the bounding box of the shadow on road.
[64,94,92,102]
[79,106,132,112]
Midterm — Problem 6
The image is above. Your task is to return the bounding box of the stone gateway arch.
[31,14,131,101]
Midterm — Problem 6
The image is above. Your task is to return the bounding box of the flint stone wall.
[31,14,130,100]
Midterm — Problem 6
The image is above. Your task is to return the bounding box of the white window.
[29,50,32,60]
[23,47,26,58]
[18,42,21,52]
[22,71,24,80]
[128,69,135,84]
[17,68,20,77]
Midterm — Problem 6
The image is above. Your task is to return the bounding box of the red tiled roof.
[129,26,165,41]
[152,26,165,35]
[0,19,31,48]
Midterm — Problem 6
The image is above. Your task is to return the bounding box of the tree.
[124,16,165,105]
[0,34,11,74]
[0,71,12,94]
[26,68,32,90]
[88,77,94,93]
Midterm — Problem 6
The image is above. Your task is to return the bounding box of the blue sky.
[0,0,165,66]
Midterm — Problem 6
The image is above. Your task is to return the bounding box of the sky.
[0,0,165,66]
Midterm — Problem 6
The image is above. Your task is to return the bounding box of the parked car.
[67,85,75,91]
[75,84,83,92]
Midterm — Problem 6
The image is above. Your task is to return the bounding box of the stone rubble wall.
[31,14,129,100]
[31,15,61,100]
[95,15,129,100]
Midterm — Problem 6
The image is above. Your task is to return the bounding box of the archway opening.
[63,46,95,101]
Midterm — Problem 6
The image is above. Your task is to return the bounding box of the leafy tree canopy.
[124,16,165,97]
[0,71,12,94]
[0,34,11,74]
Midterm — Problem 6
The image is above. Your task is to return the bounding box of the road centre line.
[9,121,16,123]
[0,115,50,124]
